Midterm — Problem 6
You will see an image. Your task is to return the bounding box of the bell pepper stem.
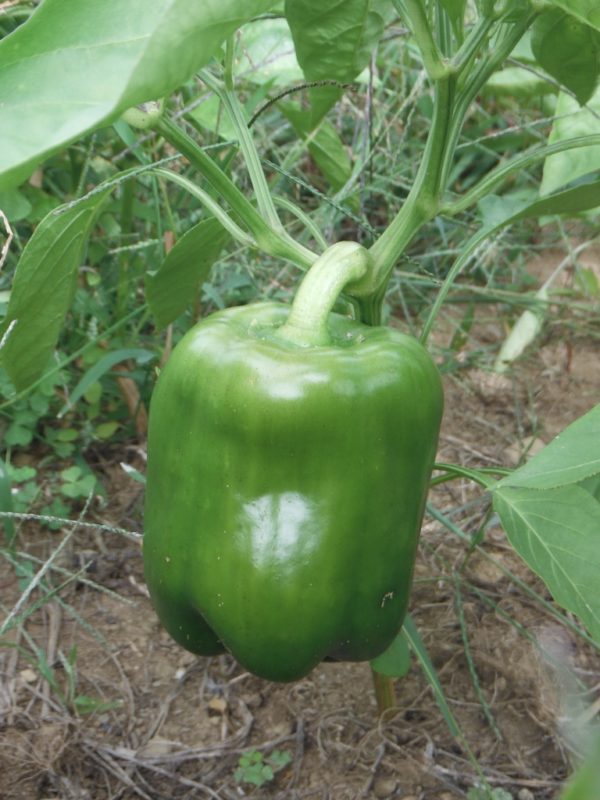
[371,668,396,715]
[278,242,373,347]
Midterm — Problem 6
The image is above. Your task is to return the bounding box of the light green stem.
[155,117,316,269]
[273,196,328,251]
[391,0,451,80]
[439,13,536,190]
[278,242,372,347]
[363,76,456,298]
[200,69,283,230]
[442,135,600,216]
[153,168,254,247]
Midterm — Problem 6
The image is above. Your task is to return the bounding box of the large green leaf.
[146,218,229,329]
[497,404,600,490]
[549,1,600,31]
[284,0,387,124]
[541,87,600,195]
[531,7,600,105]
[0,189,111,390]
[0,0,278,189]
[493,485,600,645]
[492,404,600,646]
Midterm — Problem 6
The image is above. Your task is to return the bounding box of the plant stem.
[371,668,396,715]
[392,0,450,80]
[273,196,328,251]
[200,69,283,231]
[441,134,600,216]
[278,242,372,346]
[364,75,456,299]
[439,14,536,191]
[452,15,495,76]
[155,117,316,269]
[153,168,254,247]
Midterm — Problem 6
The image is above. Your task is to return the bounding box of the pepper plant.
[1,0,599,725]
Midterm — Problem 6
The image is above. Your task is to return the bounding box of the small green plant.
[234,749,292,788]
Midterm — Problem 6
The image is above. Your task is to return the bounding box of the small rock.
[518,790,535,800]
[373,777,398,798]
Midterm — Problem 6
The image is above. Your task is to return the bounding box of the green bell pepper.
[144,243,443,682]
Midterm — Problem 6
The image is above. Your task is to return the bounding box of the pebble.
[373,777,398,798]
[518,790,535,800]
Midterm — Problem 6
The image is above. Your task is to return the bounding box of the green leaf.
[238,16,303,88]
[370,631,411,677]
[531,8,600,105]
[280,103,353,191]
[94,421,120,440]
[59,348,155,416]
[579,474,600,502]
[549,1,600,32]
[0,189,111,391]
[497,404,600,490]
[60,466,82,483]
[541,87,600,196]
[0,189,32,222]
[0,0,279,188]
[284,0,386,124]
[5,424,33,447]
[493,484,600,645]
[146,218,229,329]
[479,175,600,229]
[268,750,292,769]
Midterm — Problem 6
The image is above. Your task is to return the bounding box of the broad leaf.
[280,103,353,191]
[550,1,600,31]
[497,404,600,490]
[0,0,278,189]
[531,8,600,105]
[285,0,387,124]
[146,218,229,329]
[493,485,600,644]
[1,190,111,390]
[238,16,303,88]
[541,87,600,196]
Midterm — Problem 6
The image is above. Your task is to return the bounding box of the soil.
[1,250,599,800]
